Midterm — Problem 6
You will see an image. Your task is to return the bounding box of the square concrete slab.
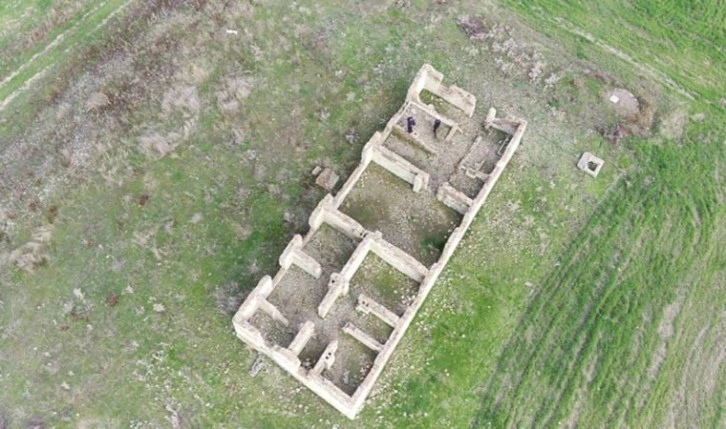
[577,152,605,177]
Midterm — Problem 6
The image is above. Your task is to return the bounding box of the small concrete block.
[315,168,339,191]
[577,152,605,177]
[609,94,620,104]
[311,165,323,176]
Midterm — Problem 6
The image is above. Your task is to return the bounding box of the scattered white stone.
[345,129,358,144]
[249,355,266,377]
[226,29,238,35]
[343,369,350,385]
[609,94,620,104]
[86,91,110,111]
[73,288,85,300]
[319,108,330,122]
[153,303,166,313]
[60,381,70,391]
[691,112,706,122]
[125,285,135,294]
[283,212,294,224]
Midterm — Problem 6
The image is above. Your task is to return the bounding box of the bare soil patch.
[340,164,461,266]
[350,254,420,316]
[659,108,689,140]
[606,88,640,118]
[323,335,377,395]
[249,309,296,348]
[302,224,360,272]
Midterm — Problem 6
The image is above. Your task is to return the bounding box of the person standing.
[406,116,416,133]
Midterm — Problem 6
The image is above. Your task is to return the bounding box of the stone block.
[315,168,339,191]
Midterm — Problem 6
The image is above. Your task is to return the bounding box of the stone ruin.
[232,64,527,419]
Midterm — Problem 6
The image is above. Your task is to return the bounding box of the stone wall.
[231,64,527,419]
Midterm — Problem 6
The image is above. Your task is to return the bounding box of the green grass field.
[0,0,723,427]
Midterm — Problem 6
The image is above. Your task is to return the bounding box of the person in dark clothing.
[406,116,416,133]
[433,118,442,138]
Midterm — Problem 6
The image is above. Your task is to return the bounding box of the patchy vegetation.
[0,0,723,427]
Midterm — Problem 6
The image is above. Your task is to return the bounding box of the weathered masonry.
[233,64,527,419]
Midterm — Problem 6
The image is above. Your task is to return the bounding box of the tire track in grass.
[534,200,651,428]
[537,224,650,428]
[473,134,723,428]
[501,0,726,101]
[0,2,106,89]
[476,185,637,427]
[0,0,132,113]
